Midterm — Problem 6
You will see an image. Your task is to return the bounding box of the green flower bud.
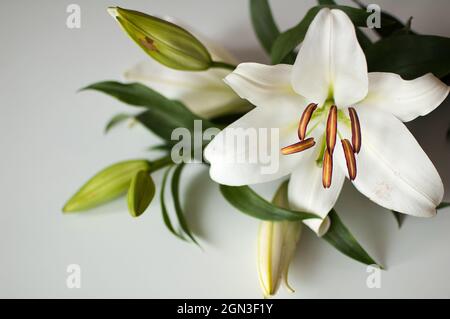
[63,160,151,213]
[127,170,155,217]
[107,7,213,71]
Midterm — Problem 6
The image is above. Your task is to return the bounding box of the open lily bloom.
[205,8,449,236]
[124,18,245,119]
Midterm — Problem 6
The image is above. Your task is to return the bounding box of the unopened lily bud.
[108,7,212,71]
[257,182,302,297]
[63,160,151,212]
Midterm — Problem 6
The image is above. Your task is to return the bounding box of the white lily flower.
[124,18,247,119]
[205,8,449,235]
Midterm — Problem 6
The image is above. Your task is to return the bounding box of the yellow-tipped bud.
[108,7,212,71]
[257,182,302,297]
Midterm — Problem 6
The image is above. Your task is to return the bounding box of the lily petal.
[205,104,310,186]
[292,8,368,107]
[125,61,240,118]
[339,107,444,217]
[288,142,345,236]
[224,63,309,109]
[359,72,449,122]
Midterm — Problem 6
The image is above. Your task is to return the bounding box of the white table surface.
[1,0,450,298]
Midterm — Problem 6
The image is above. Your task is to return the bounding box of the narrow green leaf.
[317,0,336,4]
[323,210,382,268]
[105,113,132,134]
[82,81,216,143]
[147,144,171,152]
[356,28,372,50]
[271,5,395,64]
[366,35,450,79]
[63,160,151,212]
[82,81,167,108]
[160,166,186,241]
[220,185,319,221]
[127,170,155,217]
[438,202,450,210]
[390,17,413,37]
[351,0,416,38]
[171,164,200,245]
[270,6,319,65]
[391,211,405,228]
[249,0,279,54]
[249,0,296,64]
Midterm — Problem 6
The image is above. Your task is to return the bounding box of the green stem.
[149,155,174,173]
[211,61,237,71]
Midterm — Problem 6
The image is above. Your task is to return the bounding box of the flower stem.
[211,61,237,71]
[149,155,174,173]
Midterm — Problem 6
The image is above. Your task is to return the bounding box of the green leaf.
[271,5,395,64]
[249,0,279,54]
[105,113,132,134]
[160,166,186,241]
[390,17,413,37]
[391,211,405,228]
[366,35,450,79]
[82,81,166,107]
[317,0,336,4]
[171,164,200,245]
[350,0,416,38]
[220,185,319,221]
[438,202,450,210]
[356,28,372,50]
[147,144,172,152]
[63,160,151,212]
[323,210,382,267]
[82,81,216,143]
[249,0,296,63]
[127,170,155,217]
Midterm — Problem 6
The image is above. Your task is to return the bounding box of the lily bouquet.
[63,1,450,297]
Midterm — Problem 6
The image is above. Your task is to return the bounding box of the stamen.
[326,105,337,155]
[342,139,357,180]
[348,107,361,154]
[298,103,317,140]
[322,149,333,188]
[281,138,315,155]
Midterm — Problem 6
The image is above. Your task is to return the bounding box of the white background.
[1,0,450,298]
